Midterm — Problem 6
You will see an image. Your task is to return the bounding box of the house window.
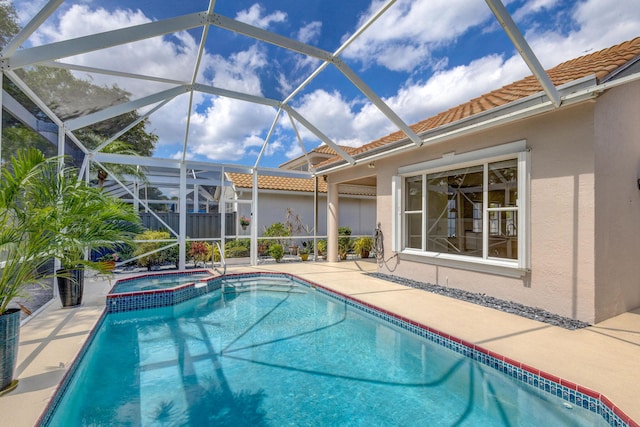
[397,141,529,270]
[404,175,423,249]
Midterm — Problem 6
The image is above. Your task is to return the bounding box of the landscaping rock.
[368,273,590,330]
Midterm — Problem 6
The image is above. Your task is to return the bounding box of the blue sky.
[12,0,640,168]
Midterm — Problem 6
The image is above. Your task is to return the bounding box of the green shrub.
[225,238,251,258]
[269,243,284,262]
[227,246,249,258]
[263,222,291,247]
[134,230,175,270]
[213,244,221,262]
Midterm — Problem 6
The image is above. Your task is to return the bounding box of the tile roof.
[310,145,358,156]
[225,172,375,196]
[226,172,327,193]
[318,36,640,167]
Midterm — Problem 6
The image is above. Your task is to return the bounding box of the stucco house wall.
[234,191,376,238]
[329,101,606,322]
[593,80,640,321]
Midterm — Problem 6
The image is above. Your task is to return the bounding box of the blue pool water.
[45,276,608,426]
[110,271,213,293]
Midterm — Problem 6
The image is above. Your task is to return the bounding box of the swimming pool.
[41,274,626,426]
[109,270,214,294]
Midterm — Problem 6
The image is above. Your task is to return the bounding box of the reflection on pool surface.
[43,274,616,427]
[110,270,214,294]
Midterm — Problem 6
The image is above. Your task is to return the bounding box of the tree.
[16,67,158,156]
[1,122,57,160]
[0,0,19,48]
[1,4,158,160]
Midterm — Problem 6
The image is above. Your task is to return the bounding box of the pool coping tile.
[37,270,638,427]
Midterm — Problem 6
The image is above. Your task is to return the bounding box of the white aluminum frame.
[1,0,560,267]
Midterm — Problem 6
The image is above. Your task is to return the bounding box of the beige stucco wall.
[235,191,375,238]
[328,103,603,322]
[593,80,640,322]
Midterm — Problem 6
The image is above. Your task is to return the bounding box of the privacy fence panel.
[140,212,236,238]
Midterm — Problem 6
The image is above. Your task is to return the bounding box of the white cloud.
[387,54,528,124]
[14,0,49,28]
[31,4,198,96]
[343,0,492,72]
[297,21,322,44]
[332,0,640,146]
[526,0,640,68]
[235,4,287,29]
[291,89,389,147]
[513,0,560,22]
[286,55,528,149]
[209,45,268,95]
[186,98,277,161]
[14,0,640,166]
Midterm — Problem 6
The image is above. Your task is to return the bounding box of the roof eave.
[315,75,601,175]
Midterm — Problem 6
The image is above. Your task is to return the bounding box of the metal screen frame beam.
[485,0,560,107]
[5,13,207,69]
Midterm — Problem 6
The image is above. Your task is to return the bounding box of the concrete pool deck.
[2,259,639,426]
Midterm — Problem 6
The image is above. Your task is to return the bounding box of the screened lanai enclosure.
[2,0,569,286]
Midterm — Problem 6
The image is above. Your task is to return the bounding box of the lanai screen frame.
[0,0,560,269]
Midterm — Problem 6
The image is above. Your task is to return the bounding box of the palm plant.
[0,148,58,314]
[51,164,142,272]
[0,149,59,391]
[1,147,142,308]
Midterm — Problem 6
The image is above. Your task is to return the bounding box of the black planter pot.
[56,268,85,308]
[0,308,21,393]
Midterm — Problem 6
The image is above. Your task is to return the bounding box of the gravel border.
[368,273,590,330]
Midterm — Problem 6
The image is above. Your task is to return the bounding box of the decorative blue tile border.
[40,271,637,427]
[307,281,635,427]
[106,269,218,313]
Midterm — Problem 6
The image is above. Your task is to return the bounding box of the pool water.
[45,277,608,426]
[110,271,213,293]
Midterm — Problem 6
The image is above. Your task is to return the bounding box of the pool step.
[222,278,306,294]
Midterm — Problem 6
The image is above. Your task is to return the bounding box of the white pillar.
[179,163,187,270]
[250,169,258,265]
[193,183,199,213]
[327,181,339,262]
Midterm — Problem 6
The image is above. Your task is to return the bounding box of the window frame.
[395,141,530,274]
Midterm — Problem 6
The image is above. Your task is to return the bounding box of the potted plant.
[338,226,352,260]
[0,148,59,393]
[97,252,119,271]
[317,239,327,258]
[285,208,304,254]
[239,215,250,231]
[353,236,373,258]
[51,161,142,307]
[257,238,269,256]
[298,242,310,261]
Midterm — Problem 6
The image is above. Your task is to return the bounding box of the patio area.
[2,260,639,426]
